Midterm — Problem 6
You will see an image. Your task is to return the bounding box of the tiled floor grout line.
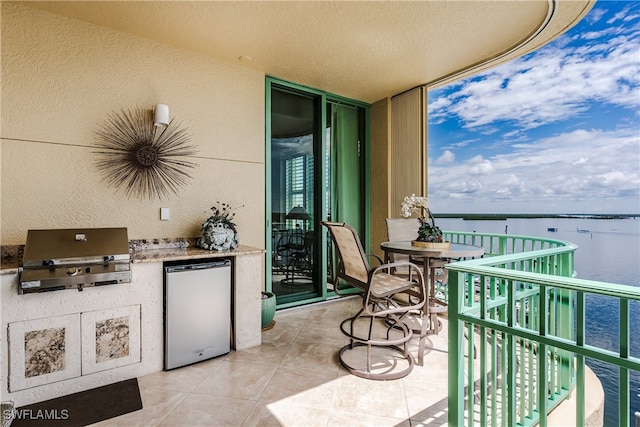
[157,355,225,426]
[154,389,189,427]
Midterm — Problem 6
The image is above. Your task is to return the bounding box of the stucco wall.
[1,3,265,248]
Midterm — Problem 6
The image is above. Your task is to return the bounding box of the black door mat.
[9,378,142,427]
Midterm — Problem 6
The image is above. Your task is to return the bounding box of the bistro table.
[380,241,485,335]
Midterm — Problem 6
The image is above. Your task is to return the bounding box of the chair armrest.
[365,253,383,266]
[371,260,421,275]
[365,261,426,315]
[370,261,424,286]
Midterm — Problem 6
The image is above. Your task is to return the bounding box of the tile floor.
[93,297,454,426]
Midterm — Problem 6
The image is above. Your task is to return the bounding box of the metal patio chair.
[322,221,427,379]
[275,230,313,286]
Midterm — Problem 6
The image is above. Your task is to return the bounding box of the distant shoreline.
[434,213,639,220]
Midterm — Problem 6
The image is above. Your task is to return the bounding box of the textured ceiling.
[21,1,594,103]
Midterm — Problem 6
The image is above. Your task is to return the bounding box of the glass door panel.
[270,87,320,304]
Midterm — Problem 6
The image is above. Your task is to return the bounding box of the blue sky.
[427,1,639,214]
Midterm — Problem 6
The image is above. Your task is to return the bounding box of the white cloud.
[435,149,455,164]
[427,5,640,214]
[593,171,628,187]
[586,7,606,25]
[573,157,588,165]
[429,12,640,131]
[607,3,639,25]
[467,156,495,175]
[435,179,483,199]
[448,139,477,149]
[428,96,452,111]
[429,128,640,213]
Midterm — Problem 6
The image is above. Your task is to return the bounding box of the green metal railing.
[444,231,640,427]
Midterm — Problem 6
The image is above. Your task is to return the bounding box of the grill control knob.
[67,267,79,276]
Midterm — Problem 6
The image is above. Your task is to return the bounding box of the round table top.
[380,241,484,258]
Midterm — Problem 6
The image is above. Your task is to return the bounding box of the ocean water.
[437,217,640,426]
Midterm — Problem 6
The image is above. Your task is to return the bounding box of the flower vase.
[198,222,239,251]
[261,292,276,330]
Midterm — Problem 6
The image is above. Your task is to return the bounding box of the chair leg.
[367,305,375,341]
[418,306,428,366]
[386,311,412,356]
[346,307,365,349]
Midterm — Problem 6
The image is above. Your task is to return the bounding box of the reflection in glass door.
[269,86,320,304]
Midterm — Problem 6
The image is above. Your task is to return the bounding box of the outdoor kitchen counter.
[1,241,265,408]
[0,243,265,273]
[130,244,265,263]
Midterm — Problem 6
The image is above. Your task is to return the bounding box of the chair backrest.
[322,221,369,288]
[385,218,421,268]
[386,218,420,241]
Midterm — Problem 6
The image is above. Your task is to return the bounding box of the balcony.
[100,230,635,426]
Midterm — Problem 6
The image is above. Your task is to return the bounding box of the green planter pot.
[261,292,276,330]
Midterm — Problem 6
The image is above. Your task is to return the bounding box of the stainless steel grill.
[18,227,131,294]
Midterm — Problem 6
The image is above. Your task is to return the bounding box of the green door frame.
[265,76,371,309]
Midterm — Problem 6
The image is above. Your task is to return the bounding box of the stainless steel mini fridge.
[164,259,231,370]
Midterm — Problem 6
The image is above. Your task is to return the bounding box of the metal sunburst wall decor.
[94,107,198,200]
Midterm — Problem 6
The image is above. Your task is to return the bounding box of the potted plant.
[261,291,276,330]
[197,201,242,251]
[401,194,450,249]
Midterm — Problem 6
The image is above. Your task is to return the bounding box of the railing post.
[619,299,630,427]
[537,284,549,427]
[556,252,575,396]
[448,269,465,426]
[498,236,507,256]
[576,292,586,426]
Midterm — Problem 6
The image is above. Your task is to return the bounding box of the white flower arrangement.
[400,194,444,243]
[401,194,429,218]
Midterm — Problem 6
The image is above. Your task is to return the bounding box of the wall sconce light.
[154,103,170,127]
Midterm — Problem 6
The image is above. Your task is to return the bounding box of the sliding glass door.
[267,78,368,307]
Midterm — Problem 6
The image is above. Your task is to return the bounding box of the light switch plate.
[160,207,170,221]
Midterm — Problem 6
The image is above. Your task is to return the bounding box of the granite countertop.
[130,244,264,263]
[0,239,265,275]
[1,245,23,274]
